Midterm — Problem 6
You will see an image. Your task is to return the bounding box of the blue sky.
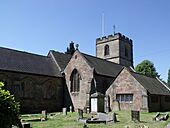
[0,0,170,81]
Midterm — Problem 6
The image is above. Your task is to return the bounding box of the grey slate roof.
[131,71,170,95]
[49,50,72,71]
[0,47,62,77]
[83,53,123,77]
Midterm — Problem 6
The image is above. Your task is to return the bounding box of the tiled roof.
[83,53,123,77]
[49,50,72,71]
[0,47,62,77]
[131,72,170,95]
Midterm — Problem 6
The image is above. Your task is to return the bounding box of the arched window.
[70,69,80,92]
[104,45,109,56]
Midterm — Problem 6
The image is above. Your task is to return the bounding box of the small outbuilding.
[106,67,170,112]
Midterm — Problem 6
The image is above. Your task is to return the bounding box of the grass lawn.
[21,111,170,128]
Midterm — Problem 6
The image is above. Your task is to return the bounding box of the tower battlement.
[96,32,133,67]
[96,33,132,45]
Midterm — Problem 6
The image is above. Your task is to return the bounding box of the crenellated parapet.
[96,33,133,45]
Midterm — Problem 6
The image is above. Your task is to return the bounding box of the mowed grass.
[21,111,170,128]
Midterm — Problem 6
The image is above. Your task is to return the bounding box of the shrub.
[0,82,20,128]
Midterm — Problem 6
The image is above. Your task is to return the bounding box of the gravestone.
[22,123,31,128]
[70,106,72,112]
[78,109,83,119]
[84,107,87,113]
[131,110,140,122]
[41,110,47,120]
[110,112,117,122]
[104,96,109,113]
[62,107,67,115]
[87,107,90,113]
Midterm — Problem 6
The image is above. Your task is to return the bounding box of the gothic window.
[70,69,80,92]
[104,45,110,56]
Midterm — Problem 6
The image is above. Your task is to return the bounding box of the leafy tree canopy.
[0,82,20,128]
[135,60,159,78]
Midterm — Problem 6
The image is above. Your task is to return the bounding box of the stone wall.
[106,68,148,111]
[0,70,64,113]
[96,39,120,61]
[64,51,94,111]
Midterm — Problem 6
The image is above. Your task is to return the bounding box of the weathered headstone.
[84,107,87,113]
[87,107,90,113]
[70,106,72,112]
[131,110,140,122]
[41,110,47,120]
[78,109,83,119]
[22,122,31,128]
[62,107,67,115]
[105,107,109,113]
[104,96,109,113]
[111,112,117,122]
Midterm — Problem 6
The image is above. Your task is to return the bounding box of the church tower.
[96,33,133,67]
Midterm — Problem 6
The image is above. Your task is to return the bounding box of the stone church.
[0,32,170,113]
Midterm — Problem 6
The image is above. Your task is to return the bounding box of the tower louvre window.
[70,69,80,92]
[125,46,129,57]
[104,44,110,56]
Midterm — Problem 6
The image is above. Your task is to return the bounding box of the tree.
[0,82,21,128]
[168,69,170,88]
[135,60,159,78]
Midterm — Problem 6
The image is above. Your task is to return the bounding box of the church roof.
[131,71,170,95]
[0,47,62,77]
[49,50,72,72]
[83,53,123,77]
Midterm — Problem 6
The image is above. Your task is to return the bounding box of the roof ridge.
[129,69,170,95]
[156,77,170,91]
[0,46,48,58]
[130,70,157,79]
[50,50,66,54]
[81,52,124,66]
